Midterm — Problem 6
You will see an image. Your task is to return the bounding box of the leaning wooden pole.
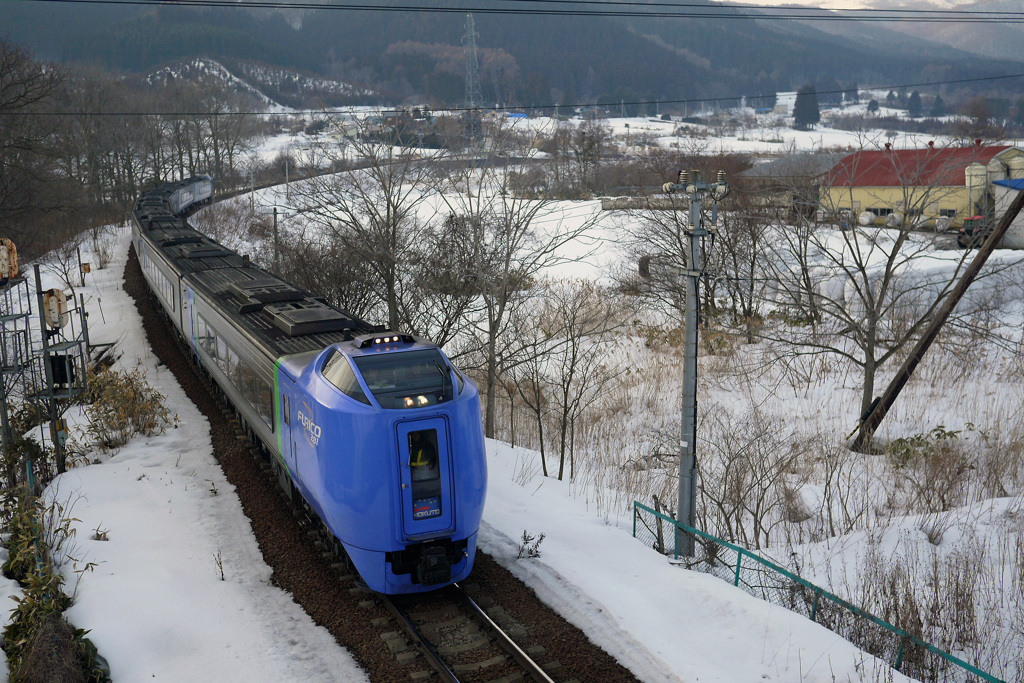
[851,186,1024,452]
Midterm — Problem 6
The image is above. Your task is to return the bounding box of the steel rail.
[379,595,461,683]
[453,583,557,683]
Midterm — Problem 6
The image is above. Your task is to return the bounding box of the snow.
[480,442,913,683]
[7,223,917,682]
[16,110,1023,679]
[27,227,368,683]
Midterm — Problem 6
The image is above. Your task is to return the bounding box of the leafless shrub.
[697,405,808,549]
[901,437,975,514]
[917,512,954,546]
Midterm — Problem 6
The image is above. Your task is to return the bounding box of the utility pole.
[273,207,280,273]
[851,186,1024,451]
[662,169,729,556]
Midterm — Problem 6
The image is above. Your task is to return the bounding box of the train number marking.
[298,402,322,447]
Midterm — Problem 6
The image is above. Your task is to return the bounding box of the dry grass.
[484,314,1024,680]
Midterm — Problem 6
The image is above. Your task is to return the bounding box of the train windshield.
[352,349,456,410]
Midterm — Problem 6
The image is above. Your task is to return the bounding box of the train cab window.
[408,430,440,483]
[408,429,442,519]
[352,349,454,410]
[321,350,370,405]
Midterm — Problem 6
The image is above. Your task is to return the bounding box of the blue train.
[130,177,487,594]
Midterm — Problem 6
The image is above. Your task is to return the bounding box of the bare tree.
[698,405,806,549]
[616,151,751,327]
[439,117,599,438]
[295,116,446,332]
[706,188,772,343]
[277,229,380,319]
[541,278,626,480]
[762,143,1007,419]
[568,119,612,194]
[0,40,63,250]
[507,301,559,477]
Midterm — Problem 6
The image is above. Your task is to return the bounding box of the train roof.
[132,184,381,360]
[140,217,247,272]
[185,266,379,358]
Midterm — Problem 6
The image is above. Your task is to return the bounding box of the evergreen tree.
[793,84,820,130]
[1014,97,1024,127]
[886,90,897,108]
[844,82,859,104]
[930,94,946,117]
[907,90,922,118]
[867,99,879,114]
[817,77,842,107]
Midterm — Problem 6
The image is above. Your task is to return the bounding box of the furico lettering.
[298,406,322,446]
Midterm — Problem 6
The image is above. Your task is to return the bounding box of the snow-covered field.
[7,112,1023,682]
[248,105,1024,174]
[223,116,1024,681]
[7,219,918,681]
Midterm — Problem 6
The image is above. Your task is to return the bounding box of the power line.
[15,0,1024,22]
[7,71,1024,118]
[494,0,1024,17]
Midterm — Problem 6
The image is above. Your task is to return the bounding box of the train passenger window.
[227,347,241,385]
[215,336,226,364]
[321,350,370,405]
[238,363,256,403]
[258,380,273,427]
[352,350,454,410]
[197,315,213,353]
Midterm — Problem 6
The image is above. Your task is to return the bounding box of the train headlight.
[404,397,415,408]
[416,395,429,406]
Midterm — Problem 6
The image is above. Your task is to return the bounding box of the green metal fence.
[632,501,1004,683]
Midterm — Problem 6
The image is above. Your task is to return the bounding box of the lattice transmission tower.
[463,13,483,140]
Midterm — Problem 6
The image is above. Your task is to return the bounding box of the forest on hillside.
[6,0,1024,108]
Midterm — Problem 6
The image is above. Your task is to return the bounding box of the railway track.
[123,244,640,683]
[380,585,558,683]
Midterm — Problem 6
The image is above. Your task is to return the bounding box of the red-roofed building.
[821,142,1024,227]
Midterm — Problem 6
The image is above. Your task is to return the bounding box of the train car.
[168,175,213,216]
[130,177,487,594]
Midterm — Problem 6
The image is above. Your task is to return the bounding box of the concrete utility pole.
[662,169,729,556]
[273,207,280,273]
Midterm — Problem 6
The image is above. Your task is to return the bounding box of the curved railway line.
[123,244,641,682]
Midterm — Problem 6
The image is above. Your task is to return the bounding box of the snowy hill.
[145,57,378,111]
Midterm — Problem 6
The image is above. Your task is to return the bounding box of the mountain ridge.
[4,0,1022,108]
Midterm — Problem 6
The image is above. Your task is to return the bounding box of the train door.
[279,382,300,478]
[396,418,454,537]
[183,286,194,345]
[274,378,302,503]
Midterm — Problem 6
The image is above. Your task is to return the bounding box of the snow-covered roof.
[740,151,847,180]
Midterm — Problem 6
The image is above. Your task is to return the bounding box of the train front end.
[277,333,487,594]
